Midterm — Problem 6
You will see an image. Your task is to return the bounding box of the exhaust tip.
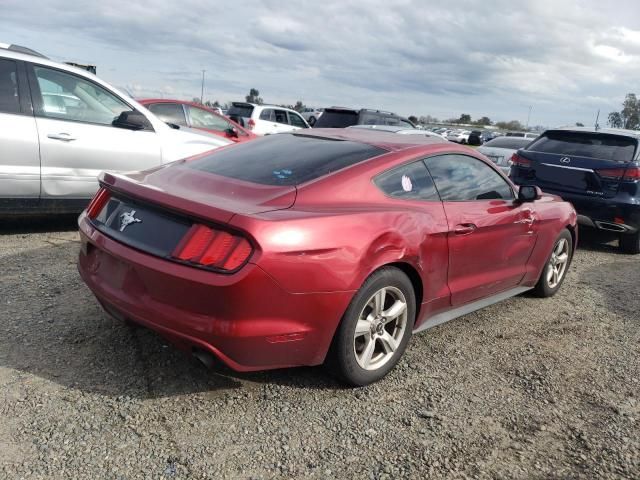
[192,349,216,369]
[595,221,629,233]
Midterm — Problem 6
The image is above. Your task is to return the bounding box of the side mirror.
[112,111,151,131]
[226,127,239,138]
[518,185,542,202]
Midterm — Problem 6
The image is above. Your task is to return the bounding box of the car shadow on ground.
[0,214,80,235]
[575,226,621,254]
[0,240,343,400]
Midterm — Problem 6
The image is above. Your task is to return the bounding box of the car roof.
[551,126,640,139]
[296,128,447,152]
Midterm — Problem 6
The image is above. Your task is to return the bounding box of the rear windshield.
[484,137,532,149]
[228,104,254,118]
[189,133,387,186]
[314,110,359,128]
[528,131,637,162]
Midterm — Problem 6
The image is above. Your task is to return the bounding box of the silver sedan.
[476,136,534,175]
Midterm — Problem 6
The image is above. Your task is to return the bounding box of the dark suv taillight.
[172,224,253,271]
[86,187,110,219]
[596,166,640,181]
[511,153,531,167]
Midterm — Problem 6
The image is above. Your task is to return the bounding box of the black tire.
[308,116,316,126]
[533,229,573,297]
[327,267,416,386]
[620,231,640,254]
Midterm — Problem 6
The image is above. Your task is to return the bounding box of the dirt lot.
[0,218,638,479]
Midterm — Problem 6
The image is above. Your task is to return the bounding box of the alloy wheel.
[547,238,569,288]
[353,286,408,371]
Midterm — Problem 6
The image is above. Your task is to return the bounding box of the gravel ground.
[1,218,638,479]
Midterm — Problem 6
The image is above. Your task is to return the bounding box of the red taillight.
[511,153,531,167]
[247,118,255,130]
[86,187,110,219]
[172,224,253,271]
[597,166,640,181]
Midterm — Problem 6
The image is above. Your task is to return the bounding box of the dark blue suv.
[510,127,640,253]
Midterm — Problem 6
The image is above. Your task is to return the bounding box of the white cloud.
[2,0,640,126]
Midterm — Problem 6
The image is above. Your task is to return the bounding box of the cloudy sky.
[2,0,640,127]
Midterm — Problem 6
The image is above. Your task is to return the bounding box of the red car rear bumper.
[77,217,353,371]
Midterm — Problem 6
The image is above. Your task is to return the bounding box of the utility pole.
[594,109,600,130]
[200,70,206,104]
[526,105,532,130]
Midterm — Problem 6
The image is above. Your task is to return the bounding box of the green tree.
[495,120,525,131]
[458,113,472,124]
[608,112,623,128]
[576,122,584,127]
[608,93,640,129]
[408,115,418,124]
[476,116,492,126]
[245,88,263,105]
[294,100,306,112]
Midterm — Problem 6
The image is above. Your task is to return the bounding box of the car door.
[373,160,451,320]
[424,154,537,305]
[0,58,40,201]
[255,108,276,135]
[271,109,293,133]
[28,63,161,200]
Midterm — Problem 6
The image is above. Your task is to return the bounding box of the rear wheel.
[620,231,640,254]
[308,116,316,126]
[533,229,573,297]
[327,267,415,386]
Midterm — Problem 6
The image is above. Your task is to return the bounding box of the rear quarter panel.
[521,195,577,285]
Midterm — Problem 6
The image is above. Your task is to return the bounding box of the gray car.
[476,136,534,175]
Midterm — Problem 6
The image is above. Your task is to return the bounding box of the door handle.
[454,223,477,235]
[47,133,76,142]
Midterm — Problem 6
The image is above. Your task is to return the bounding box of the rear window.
[314,109,359,128]
[228,104,254,118]
[189,133,387,186]
[484,137,532,149]
[528,131,637,162]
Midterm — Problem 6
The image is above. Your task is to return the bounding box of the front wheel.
[327,267,416,386]
[533,229,573,297]
[620,231,640,254]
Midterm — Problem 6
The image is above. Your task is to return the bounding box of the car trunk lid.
[515,131,638,199]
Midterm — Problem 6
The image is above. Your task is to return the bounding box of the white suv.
[227,102,310,135]
[0,43,231,215]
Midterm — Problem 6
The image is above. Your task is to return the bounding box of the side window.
[425,154,514,201]
[0,59,20,114]
[259,109,274,121]
[188,105,230,131]
[374,161,439,201]
[147,103,187,126]
[273,109,288,124]
[360,112,379,125]
[288,112,307,128]
[32,66,132,125]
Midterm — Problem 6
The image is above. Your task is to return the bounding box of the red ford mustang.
[78,129,577,385]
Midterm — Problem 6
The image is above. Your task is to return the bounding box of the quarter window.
[147,103,187,126]
[259,109,274,121]
[33,66,131,125]
[425,154,513,201]
[0,59,19,114]
[375,161,439,201]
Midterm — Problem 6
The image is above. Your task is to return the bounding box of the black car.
[313,107,415,129]
[510,127,640,253]
[467,130,484,146]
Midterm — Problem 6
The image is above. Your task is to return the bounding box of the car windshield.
[188,133,387,186]
[528,131,638,162]
[483,137,532,149]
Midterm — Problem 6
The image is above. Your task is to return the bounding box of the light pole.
[200,70,206,104]
[526,105,532,130]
